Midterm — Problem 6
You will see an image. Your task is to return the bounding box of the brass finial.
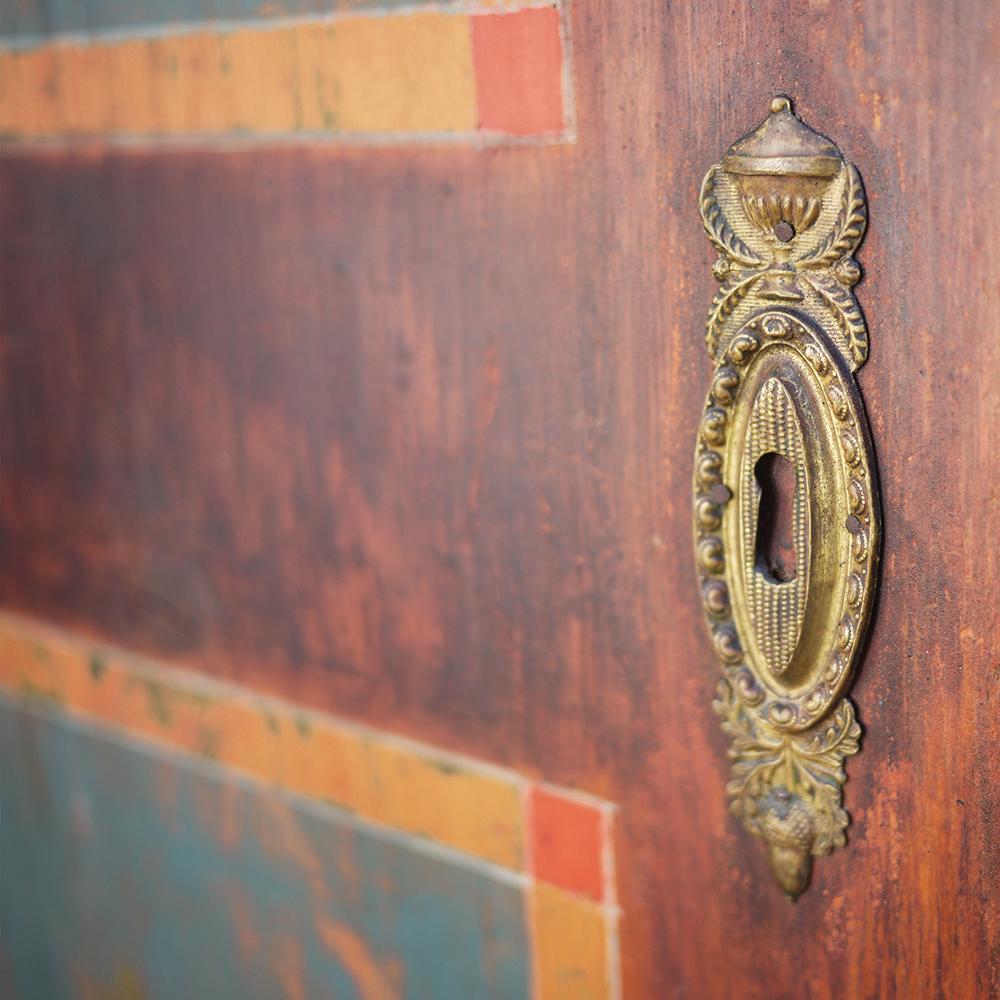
[721,96,842,239]
[724,97,840,179]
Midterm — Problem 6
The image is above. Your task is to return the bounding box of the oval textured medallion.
[703,310,879,730]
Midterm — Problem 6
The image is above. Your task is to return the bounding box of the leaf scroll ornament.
[699,166,764,268]
[802,271,869,365]
[705,271,761,355]
[713,678,862,895]
[798,164,867,270]
[700,165,765,354]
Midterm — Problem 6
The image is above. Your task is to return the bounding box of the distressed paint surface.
[0,703,532,1000]
[0,614,528,869]
[0,613,621,998]
[4,0,998,995]
[0,5,569,140]
[0,15,477,138]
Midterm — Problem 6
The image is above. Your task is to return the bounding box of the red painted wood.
[2,1,999,996]
[472,7,565,135]
[529,786,605,902]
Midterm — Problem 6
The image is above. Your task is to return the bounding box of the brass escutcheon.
[693,97,880,897]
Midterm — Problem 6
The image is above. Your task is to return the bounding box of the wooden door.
[2,1,998,997]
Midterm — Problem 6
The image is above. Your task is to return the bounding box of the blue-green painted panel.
[0,0,436,44]
[0,704,531,1000]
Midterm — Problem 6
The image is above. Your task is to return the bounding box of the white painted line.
[601,807,623,1000]
[0,127,577,152]
[556,0,578,143]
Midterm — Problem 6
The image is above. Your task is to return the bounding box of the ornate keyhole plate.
[693,97,880,897]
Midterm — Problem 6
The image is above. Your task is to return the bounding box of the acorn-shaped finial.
[758,787,816,898]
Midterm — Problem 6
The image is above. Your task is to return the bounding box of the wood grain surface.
[2,1,999,996]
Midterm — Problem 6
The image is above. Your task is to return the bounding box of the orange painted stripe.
[0,13,478,138]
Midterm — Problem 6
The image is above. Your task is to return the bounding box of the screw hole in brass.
[774,221,795,243]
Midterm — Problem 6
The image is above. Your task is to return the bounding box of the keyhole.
[754,452,798,583]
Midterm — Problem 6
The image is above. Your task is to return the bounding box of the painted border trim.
[0,3,576,145]
[0,610,620,998]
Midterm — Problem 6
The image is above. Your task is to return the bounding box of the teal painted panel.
[0,0,439,44]
[0,704,531,1000]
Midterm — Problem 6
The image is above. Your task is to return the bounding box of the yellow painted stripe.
[0,13,477,137]
[533,882,615,1000]
[0,614,523,870]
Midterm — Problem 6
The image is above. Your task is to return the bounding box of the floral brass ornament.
[693,97,879,897]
